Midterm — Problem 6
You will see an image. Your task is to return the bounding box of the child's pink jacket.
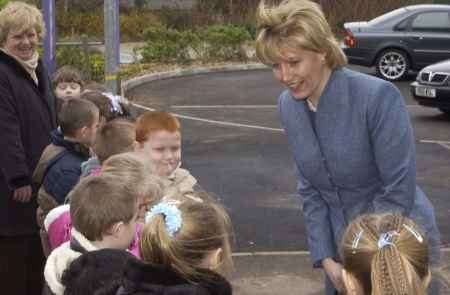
[44,204,142,257]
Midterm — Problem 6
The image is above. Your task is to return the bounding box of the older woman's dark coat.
[0,50,57,235]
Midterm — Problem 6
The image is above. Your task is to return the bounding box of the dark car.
[411,59,450,115]
[343,4,450,81]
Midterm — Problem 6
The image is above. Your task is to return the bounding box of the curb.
[122,63,268,94]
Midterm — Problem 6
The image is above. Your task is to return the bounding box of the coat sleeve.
[0,79,30,189]
[297,168,337,267]
[367,81,416,214]
[278,93,336,267]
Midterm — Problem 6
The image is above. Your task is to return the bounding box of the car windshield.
[369,7,407,26]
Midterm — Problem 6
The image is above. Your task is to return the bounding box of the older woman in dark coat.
[0,2,57,294]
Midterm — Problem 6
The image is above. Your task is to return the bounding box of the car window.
[369,7,407,26]
[394,17,410,31]
[411,12,450,32]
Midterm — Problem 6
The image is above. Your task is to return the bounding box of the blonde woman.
[0,2,57,294]
[341,213,431,295]
[255,0,439,293]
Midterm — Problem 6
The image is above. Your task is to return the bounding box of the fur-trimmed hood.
[118,256,232,295]
[44,229,99,295]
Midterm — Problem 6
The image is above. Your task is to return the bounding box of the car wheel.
[375,49,410,81]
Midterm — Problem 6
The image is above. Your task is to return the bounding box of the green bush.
[141,25,197,63]
[0,0,9,9]
[157,6,194,31]
[120,11,161,41]
[56,9,160,42]
[56,46,105,82]
[201,25,251,61]
[57,12,103,39]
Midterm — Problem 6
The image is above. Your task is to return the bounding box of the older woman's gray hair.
[255,0,346,69]
[0,1,45,45]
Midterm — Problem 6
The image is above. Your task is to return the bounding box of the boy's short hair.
[101,152,162,206]
[135,111,180,143]
[81,91,116,122]
[69,174,138,241]
[52,66,84,88]
[59,98,99,137]
[94,119,136,163]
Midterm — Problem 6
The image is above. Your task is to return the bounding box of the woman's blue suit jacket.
[278,67,439,267]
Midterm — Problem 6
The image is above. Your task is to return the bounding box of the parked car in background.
[411,59,450,115]
[343,4,450,81]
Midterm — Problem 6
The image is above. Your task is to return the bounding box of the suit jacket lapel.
[315,69,345,174]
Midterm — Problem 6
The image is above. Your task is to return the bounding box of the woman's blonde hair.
[0,1,45,45]
[255,0,346,68]
[140,195,233,282]
[101,152,163,208]
[341,213,430,295]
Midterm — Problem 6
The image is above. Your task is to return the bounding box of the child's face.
[141,130,181,177]
[55,82,82,100]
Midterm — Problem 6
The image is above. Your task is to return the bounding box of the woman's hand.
[322,257,344,293]
[13,185,32,203]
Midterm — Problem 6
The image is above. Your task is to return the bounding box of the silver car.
[343,4,450,81]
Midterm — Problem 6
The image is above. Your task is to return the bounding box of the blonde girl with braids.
[340,213,431,295]
[115,193,234,295]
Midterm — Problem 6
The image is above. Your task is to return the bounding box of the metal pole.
[42,0,56,74]
[104,0,120,94]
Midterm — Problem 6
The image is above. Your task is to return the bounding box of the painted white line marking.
[420,140,450,150]
[233,251,310,257]
[132,102,284,132]
[171,105,278,109]
[421,140,450,144]
[232,247,450,257]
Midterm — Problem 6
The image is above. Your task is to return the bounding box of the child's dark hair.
[94,119,136,163]
[81,91,116,122]
[52,65,84,88]
[69,174,139,241]
[81,91,132,122]
[58,98,99,137]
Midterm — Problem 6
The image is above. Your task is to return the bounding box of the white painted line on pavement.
[132,102,284,132]
[420,140,450,150]
[233,251,310,257]
[172,104,420,109]
[232,247,450,257]
[171,105,278,109]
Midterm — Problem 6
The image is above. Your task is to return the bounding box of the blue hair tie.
[145,203,182,237]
